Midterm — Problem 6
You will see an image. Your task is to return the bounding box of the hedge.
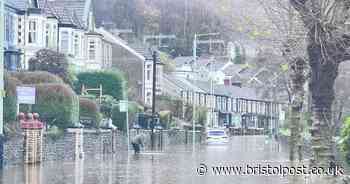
[79,98,102,128]
[29,83,79,129]
[4,73,21,124]
[75,70,125,100]
[341,117,350,163]
[9,71,64,84]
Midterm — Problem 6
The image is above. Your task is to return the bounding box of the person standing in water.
[131,133,145,154]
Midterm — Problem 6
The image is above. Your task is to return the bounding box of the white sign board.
[119,100,128,112]
[16,87,36,104]
[279,110,285,121]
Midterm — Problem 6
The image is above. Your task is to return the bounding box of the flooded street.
[0,136,336,184]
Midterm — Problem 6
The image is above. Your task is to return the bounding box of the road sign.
[119,100,128,112]
[16,87,36,104]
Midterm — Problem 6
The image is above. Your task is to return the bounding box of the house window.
[52,25,57,47]
[147,70,151,80]
[28,20,37,43]
[45,24,50,47]
[60,31,69,53]
[89,40,95,60]
[74,34,79,56]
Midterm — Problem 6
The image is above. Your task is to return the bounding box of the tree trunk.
[289,57,306,161]
[308,43,339,167]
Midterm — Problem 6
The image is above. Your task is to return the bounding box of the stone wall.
[2,128,202,165]
[42,129,81,161]
[3,135,24,165]
[83,129,114,157]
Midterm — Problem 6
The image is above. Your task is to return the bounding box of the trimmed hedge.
[75,70,125,101]
[79,98,102,128]
[30,83,79,129]
[9,71,64,84]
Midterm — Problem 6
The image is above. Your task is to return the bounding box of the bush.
[341,117,350,163]
[79,98,102,128]
[4,73,21,124]
[159,110,172,129]
[75,70,125,100]
[9,71,64,84]
[184,105,207,126]
[28,49,74,85]
[111,102,142,132]
[28,83,79,129]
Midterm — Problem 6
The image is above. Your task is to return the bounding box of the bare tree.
[289,0,350,167]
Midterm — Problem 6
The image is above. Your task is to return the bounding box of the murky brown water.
[0,136,343,184]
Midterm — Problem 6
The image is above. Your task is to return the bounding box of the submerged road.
[0,136,340,184]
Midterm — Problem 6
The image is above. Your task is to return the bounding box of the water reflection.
[25,164,42,184]
[0,136,344,184]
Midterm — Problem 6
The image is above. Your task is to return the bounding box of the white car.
[206,129,229,144]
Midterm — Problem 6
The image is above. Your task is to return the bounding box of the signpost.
[119,100,129,152]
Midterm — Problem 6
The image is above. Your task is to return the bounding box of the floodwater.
[0,136,342,184]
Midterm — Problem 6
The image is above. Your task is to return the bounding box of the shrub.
[28,49,74,85]
[75,70,125,100]
[9,71,64,84]
[79,98,102,128]
[159,110,172,129]
[184,105,207,126]
[4,73,21,124]
[341,117,350,163]
[29,83,79,129]
[111,102,142,132]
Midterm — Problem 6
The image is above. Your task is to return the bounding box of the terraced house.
[3,0,112,71]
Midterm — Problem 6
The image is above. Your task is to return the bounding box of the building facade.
[3,0,112,72]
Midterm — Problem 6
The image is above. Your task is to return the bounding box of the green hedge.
[341,117,350,163]
[4,73,21,124]
[111,102,142,132]
[75,70,125,100]
[79,98,102,128]
[29,83,79,129]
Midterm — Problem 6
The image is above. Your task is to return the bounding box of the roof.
[163,74,205,93]
[214,85,258,99]
[222,64,247,76]
[96,27,145,61]
[10,0,33,10]
[38,0,91,28]
[173,56,194,67]
[129,43,153,60]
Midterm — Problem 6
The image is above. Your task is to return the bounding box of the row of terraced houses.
[3,0,161,107]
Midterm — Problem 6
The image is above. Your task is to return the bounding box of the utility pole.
[151,50,157,151]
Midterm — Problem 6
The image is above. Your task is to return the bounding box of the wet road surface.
[0,136,340,184]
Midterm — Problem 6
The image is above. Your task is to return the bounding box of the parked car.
[206,129,229,145]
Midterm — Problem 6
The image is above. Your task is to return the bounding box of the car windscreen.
[208,131,225,136]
